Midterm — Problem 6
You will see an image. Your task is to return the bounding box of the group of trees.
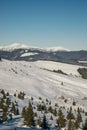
[0,56,1,61]
[21,100,87,130]
[22,102,35,126]
[0,89,87,130]
[22,101,49,129]
[0,89,19,123]
[78,68,87,79]
[1,89,86,130]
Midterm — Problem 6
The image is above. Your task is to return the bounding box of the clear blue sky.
[0,0,87,50]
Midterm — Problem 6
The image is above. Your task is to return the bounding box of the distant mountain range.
[0,43,87,66]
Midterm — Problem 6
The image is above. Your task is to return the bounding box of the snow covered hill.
[0,59,87,129]
[0,59,87,100]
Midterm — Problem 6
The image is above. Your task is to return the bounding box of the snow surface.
[45,46,70,51]
[35,60,84,76]
[78,60,87,63]
[0,59,87,99]
[21,53,38,57]
[0,59,87,129]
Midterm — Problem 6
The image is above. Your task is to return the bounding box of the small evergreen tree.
[3,105,8,121]
[82,118,87,130]
[12,102,16,115]
[0,57,1,61]
[16,107,19,115]
[42,114,49,129]
[56,108,66,128]
[6,92,9,96]
[37,119,42,127]
[22,107,26,118]
[6,98,11,106]
[74,119,79,129]
[50,115,53,120]
[76,108,82,124]
[67,107,75,120]
[53,108,57,116]
[67,120,75,130]
[48,106,53,113]
[23,101,35,126]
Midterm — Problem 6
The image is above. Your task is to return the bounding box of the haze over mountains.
[0,43,87,66]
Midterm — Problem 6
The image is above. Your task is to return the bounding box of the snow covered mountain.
[0,43,87,66]
[0,43,69,51]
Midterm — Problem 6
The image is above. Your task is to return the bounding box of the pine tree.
[50,115,53,120]
[42,114,49,129]
[82,118,87,130]
[6,98,11,106]
[53,108,57,116]
[23,101,35,126]
[67,107,75,120]
[12,102,16,115]
[6,92,9,96]
[67,120,75,130]
[16,107,19,115]
[37,119,42,127]
[22,107,26,118]
[76,109,82,124]
[56,108,66,128]
[74,119,79,129]
[3,104,8,121]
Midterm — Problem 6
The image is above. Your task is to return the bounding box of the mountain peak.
[45,46,70,52]
[0,43,70,52]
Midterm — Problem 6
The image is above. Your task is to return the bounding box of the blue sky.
[0,0,87,50]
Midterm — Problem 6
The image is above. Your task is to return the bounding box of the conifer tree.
[53,108,57,116]
[23,101,35,126]
[12,102,16,115]
[6,98,11,106]
[22,107,26,118]
[50,115,53,120]
[0,57,1,61]
[74,119,79,129]
[76,108,82,124]
[67,120,75,130]
[3,105,8,121]
[37,119,42,127]
[56,108,66,128]
[82,118,87,130]
[6,92,9,96]
[16,107,19,115]
[42,114,49,129]
[76,111,82,125]
[67,107,75,120]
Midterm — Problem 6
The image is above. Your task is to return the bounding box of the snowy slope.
[0,59,87,100]
[21,52,38,57]
[0,59,87,129]
[35,60,83,76]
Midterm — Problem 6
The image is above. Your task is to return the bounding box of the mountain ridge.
[0,43,87,66]
[0,43,70,52]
